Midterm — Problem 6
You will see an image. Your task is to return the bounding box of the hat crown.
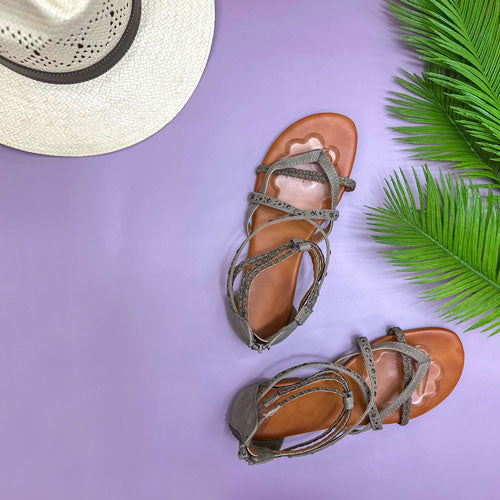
[0,0,133,75]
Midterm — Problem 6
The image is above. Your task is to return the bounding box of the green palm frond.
[388,69,500,186]
[389,0,500,169]
[366,167,500,335]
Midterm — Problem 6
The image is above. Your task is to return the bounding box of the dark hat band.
[0,0,141,85]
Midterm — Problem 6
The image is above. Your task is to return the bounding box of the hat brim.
[0,0,215,157]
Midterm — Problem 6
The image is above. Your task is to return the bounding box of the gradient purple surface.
[0,1,498,499]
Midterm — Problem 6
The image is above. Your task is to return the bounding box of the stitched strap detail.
[335,333,432,434]
[247,192,339,222]
[356,337,383,431]
[256,164,356,191]
[245,149,341,239]
[374,342,430,423]
[389,327,412,426]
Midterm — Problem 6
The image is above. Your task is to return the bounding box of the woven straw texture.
[0,0,132,72]
[0,0,215,156]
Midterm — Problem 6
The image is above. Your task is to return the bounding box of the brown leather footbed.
[247,113,358,339]
[254,328,464,441]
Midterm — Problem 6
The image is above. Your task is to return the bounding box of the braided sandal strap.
[256,164,356,191]
[246,191,339,235]
[354,337,383,430]
[236,361,370,464]
[388,327,413,425]
[227,211,331,352]
[246,148,354,239]
[233,238,325,322]
[231,334,431,464]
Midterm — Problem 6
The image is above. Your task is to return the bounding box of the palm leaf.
[388,69,500,186]
[366,167,500,335]
[389,0,500,168]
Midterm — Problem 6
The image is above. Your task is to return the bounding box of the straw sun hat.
[0,1,215,156]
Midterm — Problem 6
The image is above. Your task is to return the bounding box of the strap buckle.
[343,391,354,410]
[294,305,313,325]
[291,238,312,253]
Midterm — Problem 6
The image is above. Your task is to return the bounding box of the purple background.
[0,1,498,499]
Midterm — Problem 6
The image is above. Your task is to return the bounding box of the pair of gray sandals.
[225,150,434,464]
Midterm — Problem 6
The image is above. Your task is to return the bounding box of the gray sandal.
[228,327,464,464]
[226,148,356,352]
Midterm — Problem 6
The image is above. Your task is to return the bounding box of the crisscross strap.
[245,148,355,238]
[256,165,356,191]
[245,192,339,237]
[336,330,426,432]
[231,334,431,464]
